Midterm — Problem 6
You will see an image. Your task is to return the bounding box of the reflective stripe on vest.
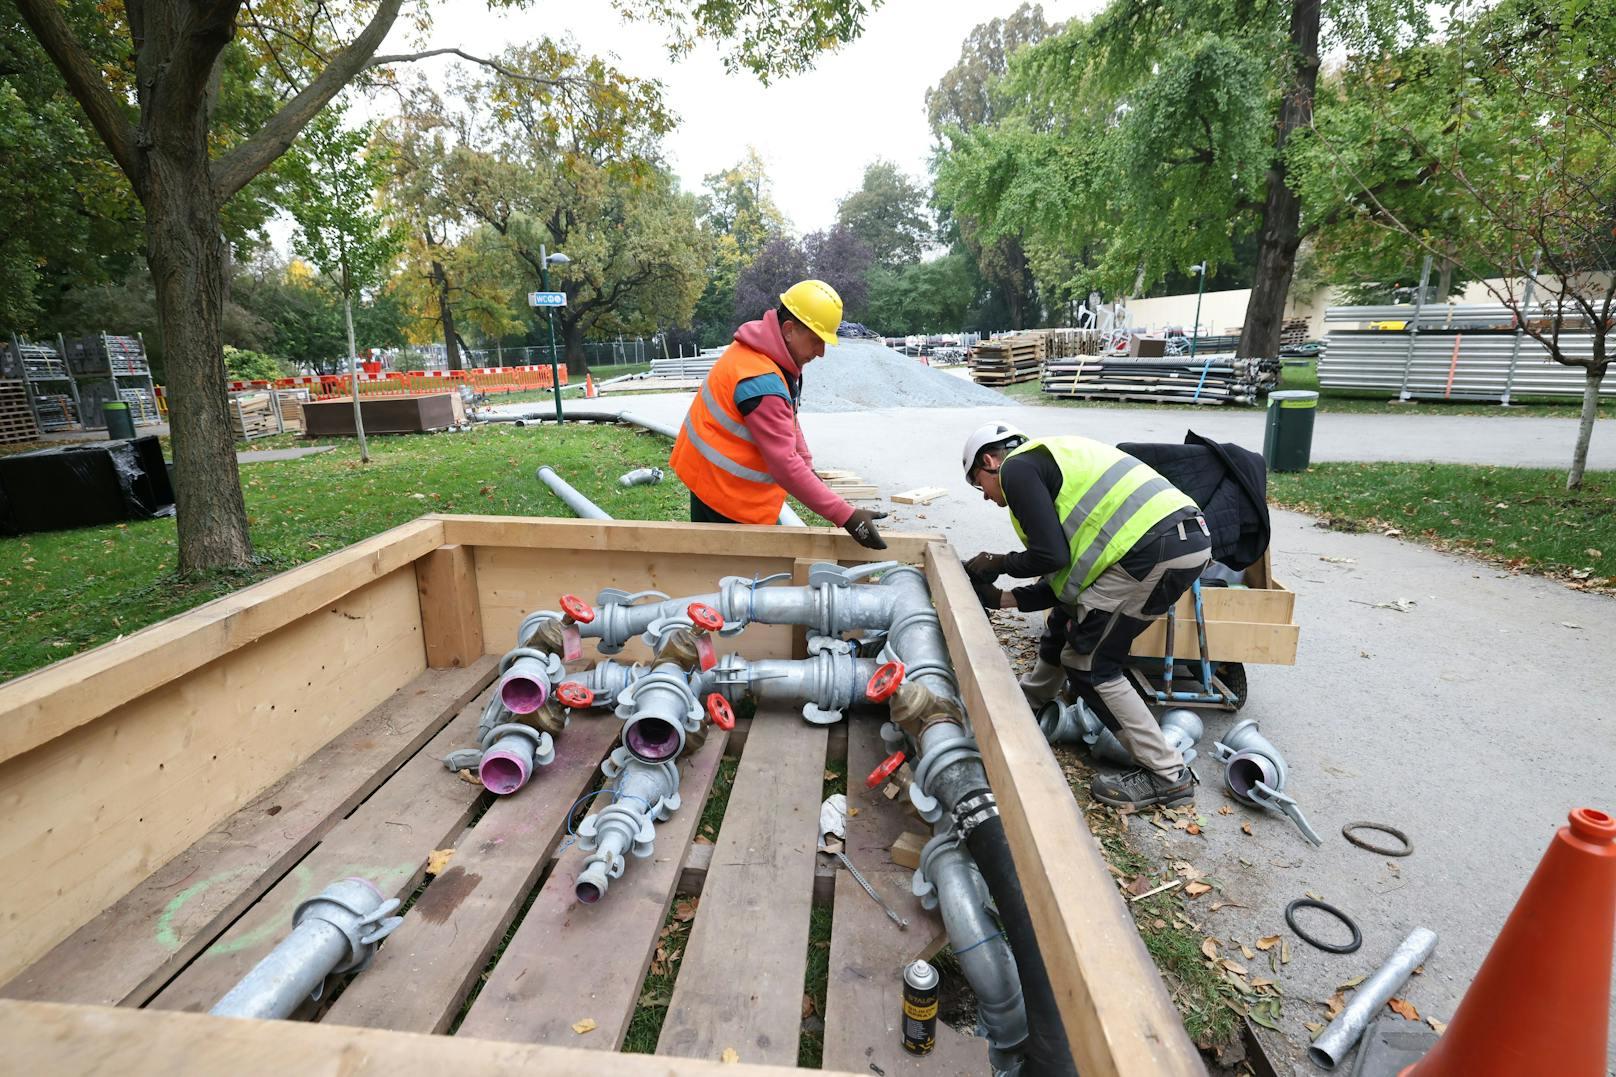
[701,381,754,443]
[680,411,773,483]
[1005,436,1196,603]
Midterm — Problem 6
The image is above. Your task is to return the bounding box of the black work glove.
[965,551,1009,580]
[843,507,889,550]
[970,574,1004,610]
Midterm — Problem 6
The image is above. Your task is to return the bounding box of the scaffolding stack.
[5,335,81,431]
[67,333,161,427]
[1041,353,1279,405]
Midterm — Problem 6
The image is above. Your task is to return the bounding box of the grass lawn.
[1271,462,1616,588]
[996,360,1614,419]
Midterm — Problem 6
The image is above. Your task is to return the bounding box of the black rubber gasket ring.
[1285,898,1363,954]
[1342,821,1413,857]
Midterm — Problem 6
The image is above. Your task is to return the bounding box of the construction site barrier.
[220,366,569,398]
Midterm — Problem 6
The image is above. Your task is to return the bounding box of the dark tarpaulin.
[0,436,175,535]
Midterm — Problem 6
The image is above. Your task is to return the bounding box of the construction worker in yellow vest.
[670,280,888,549]
[962,422,1211,809]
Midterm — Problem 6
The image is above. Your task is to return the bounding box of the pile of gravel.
[798,339,1009,412]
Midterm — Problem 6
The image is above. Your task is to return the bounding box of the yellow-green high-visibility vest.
[1004,436,1195,605]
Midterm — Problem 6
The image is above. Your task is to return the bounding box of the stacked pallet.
[274,389,309,432]
[0,380,40,445]
[1041,354,1279,405]
[968,333,1046,385]
[1280,318,1310,348]
[229,391,282,440]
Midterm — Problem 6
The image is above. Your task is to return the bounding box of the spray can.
[901,959,939,1055]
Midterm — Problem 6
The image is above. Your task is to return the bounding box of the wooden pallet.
[229,391,283,441]
[0,380,40,445]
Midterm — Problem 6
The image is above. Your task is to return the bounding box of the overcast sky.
[387,0,1097,233]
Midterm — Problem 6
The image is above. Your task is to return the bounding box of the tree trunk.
[431,257,462,370]
[1567,363,1605,491]
[344,291,370,463]
[1237,0,1321,360]
[562,317,587,375]
[146,138,254,574]
[1436,256,1454,301]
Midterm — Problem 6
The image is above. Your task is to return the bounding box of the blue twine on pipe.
[953,930,1007,957]
[565,787,653,837]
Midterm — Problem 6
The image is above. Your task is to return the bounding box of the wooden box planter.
[0,516,1201,1076]
[303,392,459,436]
[1131,549,1299,666]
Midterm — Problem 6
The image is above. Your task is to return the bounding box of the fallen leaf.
[1241,821,1254,835]
[846,807,859,817]
[1585,548,1602,559]
[1185,881,1213,897]
[1220,958,1248,975]
[1256,935,1282,951]
[673,899,699,923]
[1173,861,1200,879]
[1251,977,1275,989]
[1338,975,1367,991]
[1153,918,1168,929]
[1125,875,1158,897]
[823,769,837,780]
[1201,938,1220,960]
[1426,1016,1448,1034]
[1241,944,1256,960]
[720,1048,740,1064]
[571,1018,598,1035]
[1248,1007,1282,1031]
[1307,890,1325,901]
[1306,1021,1325,1037]
[1217,806,1234,816]
[1282,939,1291,964]
[1210,900,1247,912]
[802,994,815,1018]
[1562,622,1584,630]
[1383,528,1403,538]
[1388,997,1420,1021]
[1186,822,1202,835]
[425,847,455,876]
[693,834,714,845]
[1323,993,1346,1020]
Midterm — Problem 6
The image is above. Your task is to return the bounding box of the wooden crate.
[0,517,1201,1076]
[1131,548,1299,664]
[229,391,283,441]
[0,380,40,445]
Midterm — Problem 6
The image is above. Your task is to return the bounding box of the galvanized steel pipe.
[209,878,402,1020]
[536,465,612,520]
[1308,928,1439,1069]
[575,749,682,903]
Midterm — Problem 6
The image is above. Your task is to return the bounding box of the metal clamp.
[909,731,983,823]
[292,881,403,981]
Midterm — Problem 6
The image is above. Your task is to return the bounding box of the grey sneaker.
[1090,766,1196,808]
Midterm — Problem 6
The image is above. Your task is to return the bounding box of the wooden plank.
[822,717,986,1075]
[0,517,445,764]
[1,998,871,1076]
[0,659,497,1007]
[323,713,624,1033]
[1129,619,1299,665]
[455,728,730,1047]
[656,709,826,1065]
[147,686,497,1014]
[677,839,837,904]
[924,542,1202,1077]
[430,514,938,565]
[890,486,948,506]
[416,544,485,668]
[0,567,429,987]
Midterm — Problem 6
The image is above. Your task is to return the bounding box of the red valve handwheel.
[687,602,724,633]
[866,660,906,703]
[556,682,595,709]
[558,594,595,623]
[866,750,907,789]
[706,693,735,731]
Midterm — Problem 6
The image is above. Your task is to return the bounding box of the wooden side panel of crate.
[1129,619,1299,665]
[0,998,873,1077]
[0,566,429,987]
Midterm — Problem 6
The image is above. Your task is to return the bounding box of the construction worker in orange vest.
[670,279,888,549]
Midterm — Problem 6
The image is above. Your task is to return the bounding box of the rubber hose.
[962,808,1079,1077]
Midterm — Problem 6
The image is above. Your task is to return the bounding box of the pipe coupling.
[291,877,403,979]
[908,728,983,823]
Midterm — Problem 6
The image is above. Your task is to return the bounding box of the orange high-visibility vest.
[670,341,790,524]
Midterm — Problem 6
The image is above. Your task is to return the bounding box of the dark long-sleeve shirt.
[999,446,1067,611]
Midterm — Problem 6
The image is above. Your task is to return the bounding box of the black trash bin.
[1263,390,1318,472]
[103,400,136,441]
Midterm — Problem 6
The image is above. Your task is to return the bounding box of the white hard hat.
[962,421,1027,478]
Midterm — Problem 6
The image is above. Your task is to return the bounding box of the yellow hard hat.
[779,279,842,346]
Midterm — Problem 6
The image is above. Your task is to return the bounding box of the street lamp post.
[539,245,571,424]
[1188,262,1207,358]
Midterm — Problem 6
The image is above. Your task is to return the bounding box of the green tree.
[864,254,975,334]
[836,160,932,267]
[692,149,790,344]
[1297,0,1615,487]
[11,0,876,573]
[286,104,403,462]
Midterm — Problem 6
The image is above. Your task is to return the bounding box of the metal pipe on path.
[209,878,402,1020]
[1308,928,1439,1069]
[536,465,612,520]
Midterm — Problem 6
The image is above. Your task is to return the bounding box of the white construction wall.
[1117,286,1333,340]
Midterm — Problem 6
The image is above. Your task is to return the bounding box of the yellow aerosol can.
[901,958,939,1054]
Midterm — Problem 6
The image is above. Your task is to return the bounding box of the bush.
[223,345,292,382]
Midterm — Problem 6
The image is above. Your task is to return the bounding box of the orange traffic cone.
[1402,807,1615,1077]
[585,373,597,398]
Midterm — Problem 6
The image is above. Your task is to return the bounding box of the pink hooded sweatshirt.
[731,312,854,526]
